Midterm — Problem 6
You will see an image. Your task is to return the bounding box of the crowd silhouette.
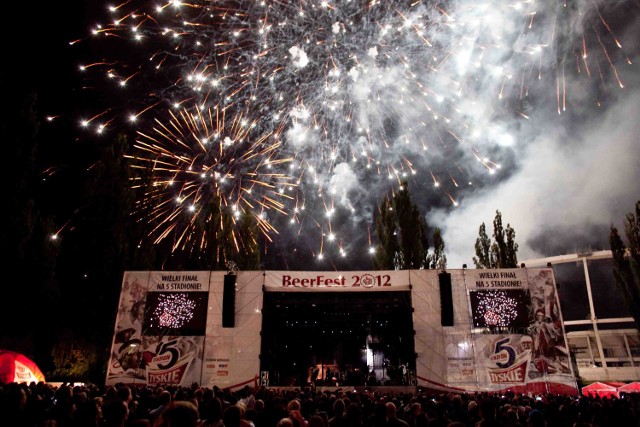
[1,381,640,427]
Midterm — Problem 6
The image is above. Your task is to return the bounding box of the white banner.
[444,333,476,384]
[264,270,411,291]
[202,336,233,382]
[462,268,577,394]
[149,271,211,292]
[465,268,527,289]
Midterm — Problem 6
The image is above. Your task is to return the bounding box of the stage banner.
[466,268,527,289]
[444,333,476,384]
[106,271,210,385]
[201,335,263,389]
[113,271,150,343]
[148,271,211,292]
[106,271,150,385]
[264,270,411,291]
[144,336,204,386]
[202,336,233,384]
[474,334,533,388]
[464,268,577,394]
[106,335,204,386]
[200,271,263,390]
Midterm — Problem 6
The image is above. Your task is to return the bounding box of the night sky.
[6,1,640,271]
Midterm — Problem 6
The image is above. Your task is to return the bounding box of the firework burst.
[150,293,196,329]
[470,289,530,328]
[76,0,630,262]
[128,105,294,250]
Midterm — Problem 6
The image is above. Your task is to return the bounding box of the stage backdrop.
[106,268,578,394]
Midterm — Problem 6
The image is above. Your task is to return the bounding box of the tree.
[374,181,429,270]
[53,132,142,381]
[473,210,519,268]
[394,181,428,269]
[473,223,493,268]
[374,197,400,270]
[50,333,98,382]
[610,200,640,328]
[0,85,62,372]
[427,228,447,270]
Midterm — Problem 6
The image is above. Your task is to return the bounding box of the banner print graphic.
[106,335,203,386]
[475,334,532,386]
[106,272,207,385]
[468,269,575,393]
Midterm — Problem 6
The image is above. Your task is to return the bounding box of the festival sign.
[264,270,411,291]
[466,268,527,289]
[149,271,211,292]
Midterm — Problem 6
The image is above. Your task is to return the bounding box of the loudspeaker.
[222,274,236,328]
[439,271,454,326]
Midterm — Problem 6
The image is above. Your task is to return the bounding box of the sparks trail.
[73,0,632,262]
[128,106,295,251]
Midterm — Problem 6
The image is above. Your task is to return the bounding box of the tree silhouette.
[374,181,429,270]
[53,132,143,379]
[427,228,447,270]
[0,85,62,373]
[473,210,519,268]
[610,200,640,328]
[374,196,400,270]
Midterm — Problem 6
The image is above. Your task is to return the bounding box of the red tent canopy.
[0,350,46,384]
[581,381,624,399]
[619,382,640,393]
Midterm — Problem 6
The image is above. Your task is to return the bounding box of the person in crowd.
[309,414,327,427]
[385,402,409,427]
[0,382,30,427]
[237,402,257,427]
[426,400,450,427]
[153,401,199,427]
[247,398,267,427]
[344,402,363,427]
[367,401,389,427]
[328,398,347,427]
[103,398,130,427]
[201,395,224,427]
[288,398,309,427]
[224,404,245,427]
[149,390,172,423]
[527,409,545,427]
[475,398,500,427]
[404,402,428,427]
[73,397,103,427]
